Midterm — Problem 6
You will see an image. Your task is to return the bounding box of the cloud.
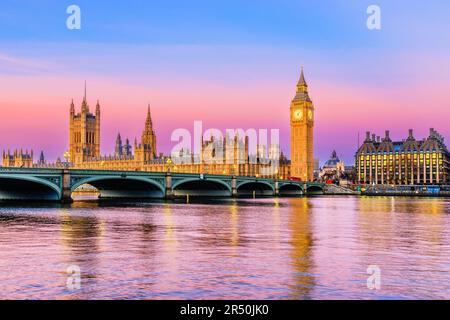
[0,52,51,74]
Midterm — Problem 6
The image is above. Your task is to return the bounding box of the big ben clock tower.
[290,67,314,181]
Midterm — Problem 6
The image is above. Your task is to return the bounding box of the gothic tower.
[141,105,157,161]
[290,68,314,181]
[69,83,101,164]
[115,133,123,157]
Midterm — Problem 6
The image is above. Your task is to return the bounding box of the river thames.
[0,196,449,300]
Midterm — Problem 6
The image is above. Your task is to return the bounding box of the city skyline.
[1,1,450,164]
[1,71,448,166]
[1,1,450,304]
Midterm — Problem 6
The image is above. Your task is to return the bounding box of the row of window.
[358,153,444,160]
[359,173,447,178]
[359,162,444,167]
[72,131,96,144]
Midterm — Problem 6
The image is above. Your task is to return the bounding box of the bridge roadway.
[0,168,324,202]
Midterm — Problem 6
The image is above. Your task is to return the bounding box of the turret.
[115,133,123,157]
[39,151,45,164]
[70,99,75,115]
[96,100,101,115]
[141,105,157,161]
[407,129,415,141]
[124,138,132,156]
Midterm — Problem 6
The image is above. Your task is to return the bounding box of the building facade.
[290,68,314,181]
[69,99,290,179]
[319,150,345,182]
[69,96,101,164]
[2,149,33,168]
[356,129,450,185]
[3,70,317,180]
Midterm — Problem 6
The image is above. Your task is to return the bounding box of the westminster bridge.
[0,168,325,202]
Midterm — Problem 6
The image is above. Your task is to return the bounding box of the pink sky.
[1,71,449,166]
[1,2,450,165]
[1,46,449,165]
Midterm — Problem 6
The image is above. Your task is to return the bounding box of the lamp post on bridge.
[166,157,173,173]
[63,151,71,169]
[61,151,73,203]
[165,157,173,199]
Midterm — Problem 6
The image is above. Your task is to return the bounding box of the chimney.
[430,128,435,136]
[372,134,376,141]
[377,136,380,142]
[385,130,390,140]
[365,131,370,141]
[408,129,413,139]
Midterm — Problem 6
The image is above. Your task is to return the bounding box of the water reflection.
[59,209,101,299]
[229,203,239,250]
[162,203,178,272]
[356,197,450,299]
[288,198,314,299]
[0,197,449,299]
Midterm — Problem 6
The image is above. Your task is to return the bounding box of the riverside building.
[356,129,450,185]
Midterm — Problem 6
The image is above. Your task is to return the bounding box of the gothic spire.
[39,151,45,164]
[81,81,89,112]
[145,104,153,129]
[115,133,123,156]
[96,99,100,114]
[297,66,307,87]
[293,66,311,102]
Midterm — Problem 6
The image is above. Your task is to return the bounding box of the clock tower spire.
[290,67,314,181]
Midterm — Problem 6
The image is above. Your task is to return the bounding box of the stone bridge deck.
[0,168,324,202]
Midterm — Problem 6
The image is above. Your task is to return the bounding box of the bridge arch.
[279,183,304,197]
[0,175,61,201]
[237,181,275,197]
[172,178,232,197]
[306,185,324,195]
[71,176,165,199]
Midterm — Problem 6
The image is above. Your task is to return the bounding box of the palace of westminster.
[2,70,315,181]
[3,68,449,185]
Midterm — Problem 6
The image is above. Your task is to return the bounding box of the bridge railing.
[0,167,323,188]
[0,167,65,174]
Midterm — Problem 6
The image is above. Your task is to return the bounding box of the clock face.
[308,109,313,121]
[293,109,303,120]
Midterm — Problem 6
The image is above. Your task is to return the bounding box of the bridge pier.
[61,170,74,203]
[275,180,279,196]
[165,172,173,199]
[232,176,237,197]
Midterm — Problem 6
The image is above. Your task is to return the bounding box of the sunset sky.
[1,0,449,164]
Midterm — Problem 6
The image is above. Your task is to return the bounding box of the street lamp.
[63,151,71,168]
[166,157,172,173]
